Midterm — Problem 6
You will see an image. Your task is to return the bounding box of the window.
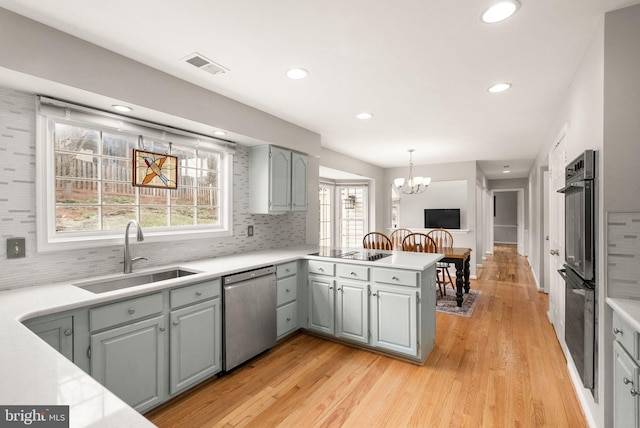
[37,97,234,251]
[338,186,367,248]
[318,185,332,247]
[318,181,368,248]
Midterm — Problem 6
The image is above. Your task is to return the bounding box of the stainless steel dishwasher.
[223,265,277,371]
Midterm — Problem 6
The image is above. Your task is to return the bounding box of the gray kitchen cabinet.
[335,263,370,344]
[25,313,74,361]
[169,298,221,395]
[613,311,640,427]
[276,261,298,339]
[335,280,369,344]
[90,315,166,413]
[370,283,418,356]
[291,152,308,211]
[305,260,433,361]
[308,274,335,335]
[249,145,308,214]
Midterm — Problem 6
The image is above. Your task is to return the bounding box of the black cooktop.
[313,249,392,262]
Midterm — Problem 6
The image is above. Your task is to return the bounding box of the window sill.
[37,227,233,253]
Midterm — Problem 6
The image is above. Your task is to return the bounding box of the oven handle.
[557,181,586,193]
[557,268,567,280]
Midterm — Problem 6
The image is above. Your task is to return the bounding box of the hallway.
[147,246,587,427]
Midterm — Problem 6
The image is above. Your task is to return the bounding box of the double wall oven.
[558,149,597,396]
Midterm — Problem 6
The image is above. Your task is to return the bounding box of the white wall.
[527,19,605,427]
[385,161,478,276]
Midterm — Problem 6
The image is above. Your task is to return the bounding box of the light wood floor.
[146,244,587,427]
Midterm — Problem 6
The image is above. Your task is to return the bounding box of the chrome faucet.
[124,219,147,274]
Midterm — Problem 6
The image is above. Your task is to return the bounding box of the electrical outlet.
[7,237,26,259]
[248,225,254,237]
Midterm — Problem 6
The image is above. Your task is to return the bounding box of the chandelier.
[393,149,431,195]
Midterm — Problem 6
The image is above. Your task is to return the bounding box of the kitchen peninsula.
[0,246,441,427]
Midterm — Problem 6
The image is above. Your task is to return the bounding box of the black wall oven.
[558,149,595,281]
[558,149,597,397]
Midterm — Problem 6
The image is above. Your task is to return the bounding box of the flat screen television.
[424,209,461,229]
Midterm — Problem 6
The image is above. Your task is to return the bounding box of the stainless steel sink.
[74,268,199,294]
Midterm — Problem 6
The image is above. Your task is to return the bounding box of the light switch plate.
[7,237,26,259]
[248,225,254,237]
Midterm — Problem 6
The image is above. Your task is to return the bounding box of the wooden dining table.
[439,247,472,307]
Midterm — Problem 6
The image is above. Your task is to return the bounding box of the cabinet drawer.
[170,279,221,309]
[90,293,163,332]
[337,264,369,281]
[277,301,298,337]
[308,260,335,276]
[614,311,639,360]
[277,261,297,279]
[277,275,297,306]
[372,268,419,287]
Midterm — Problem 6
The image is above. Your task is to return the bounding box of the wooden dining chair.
[389,228,412,250]
[401,233,448,295]
[401,233,437,253]
[427,228,455,295]
[362,232,392,250]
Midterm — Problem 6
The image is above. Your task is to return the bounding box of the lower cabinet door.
[371,284,418,357]
[90,315,165,413]
[170,299,221,395]
[336,281,368,344]
[308,276,335,335]
[614,341,640,428]
[26,315,74,361]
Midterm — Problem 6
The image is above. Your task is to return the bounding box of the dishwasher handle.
[223,265,276,285]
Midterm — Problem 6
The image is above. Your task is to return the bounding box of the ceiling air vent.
[183,52,229,76]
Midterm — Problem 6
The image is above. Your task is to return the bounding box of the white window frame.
[35,97,235,252]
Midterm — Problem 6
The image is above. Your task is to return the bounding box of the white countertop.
[0,245,441,427]
[608,297,640,332]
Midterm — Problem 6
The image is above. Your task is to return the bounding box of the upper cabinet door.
[291,152,308,211]
[269,146,292,212]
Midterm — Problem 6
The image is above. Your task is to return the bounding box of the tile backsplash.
[607,212,640,299]
[0,87,307,290]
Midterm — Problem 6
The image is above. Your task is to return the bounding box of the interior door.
[548,127,567,342]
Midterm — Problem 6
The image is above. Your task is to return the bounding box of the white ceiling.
[0,0,636,179]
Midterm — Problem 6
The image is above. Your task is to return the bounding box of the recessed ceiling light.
[503,165,511,173]
[488,83,512,93]
[356,112,373,120]
[112,104,132,112]
[286,68,309,80]
[481,0,520,23]
[214,130,227,136]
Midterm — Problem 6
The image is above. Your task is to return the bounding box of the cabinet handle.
[286,317,291,322]
[624,377,633,385]
[159,327,166,332]
[195,291,202,297]
[329,286,333,290]
[172,321,179,327]
[128,308,135,315]
[632,389,639,397]
[372,292,378,297]
[337,287,342,291]
[64,329,72,337]
[350,272,356,276]
[286,288,291,293]
[319,267,324,272]
[286,269,290,273]
[613,327,623,335]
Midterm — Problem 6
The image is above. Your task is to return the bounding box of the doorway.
[490,188,525,255]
